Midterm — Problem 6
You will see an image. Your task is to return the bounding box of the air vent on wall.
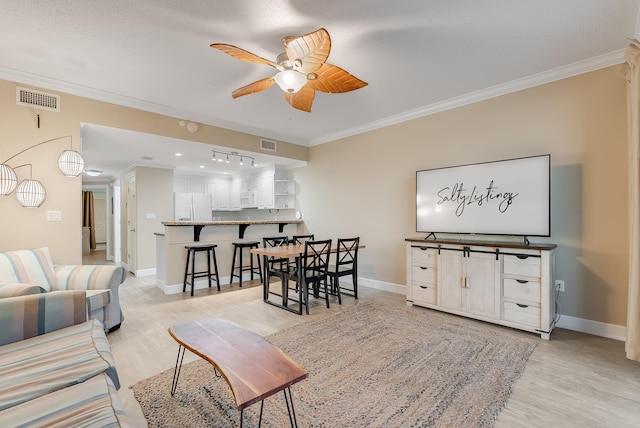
[16,86,60,112]
[260,138,277,152]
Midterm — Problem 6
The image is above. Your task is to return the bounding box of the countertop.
[405,236,557,250]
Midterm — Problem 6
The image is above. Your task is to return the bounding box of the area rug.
[132,303,537,427]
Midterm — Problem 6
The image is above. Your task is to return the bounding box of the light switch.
[47,211,61,221]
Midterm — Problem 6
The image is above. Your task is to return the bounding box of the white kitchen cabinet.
[206,178,231,211]
[229,178,241,211]
[406,238,556,339]
[256,174,274,209]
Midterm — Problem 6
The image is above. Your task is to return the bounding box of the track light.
[211,150,256,167]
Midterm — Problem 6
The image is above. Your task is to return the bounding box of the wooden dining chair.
[291,234,314,245]
[262,236,290,289]
[329,237,360,300]
[289,239,332,314]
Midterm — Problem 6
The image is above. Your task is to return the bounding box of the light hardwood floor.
[107,271,640,427]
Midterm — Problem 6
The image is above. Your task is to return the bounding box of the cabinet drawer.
[412,265,436,284]
[412,284,436,304]
[503,254,541,278]
[503,278,541,304]
[503,301,540,328]
[411,246,437,267]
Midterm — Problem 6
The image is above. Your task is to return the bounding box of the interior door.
[126,173,137,275]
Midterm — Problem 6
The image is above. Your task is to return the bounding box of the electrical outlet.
[555,279,565,292]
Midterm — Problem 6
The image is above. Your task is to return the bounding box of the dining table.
[250,242,364,315]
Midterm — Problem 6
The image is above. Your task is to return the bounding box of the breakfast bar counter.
[156,220,304,295]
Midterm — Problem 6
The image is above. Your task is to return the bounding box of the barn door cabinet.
[406,238,557,340]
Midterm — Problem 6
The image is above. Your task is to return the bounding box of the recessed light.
[199,165,205,168]
[175,153,182,157]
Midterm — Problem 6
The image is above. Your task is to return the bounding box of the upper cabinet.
[175,166,296,212]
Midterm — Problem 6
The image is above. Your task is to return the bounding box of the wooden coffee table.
[168,318,308,427]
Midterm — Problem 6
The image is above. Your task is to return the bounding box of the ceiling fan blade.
[232,77,275,99]
[210,43,280,68]
[283,28,331,74]
[308,64,368,93]
[284,86,316,112]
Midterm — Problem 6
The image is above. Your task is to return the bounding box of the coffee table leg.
[284,387,299,428]
[170,345,186,396]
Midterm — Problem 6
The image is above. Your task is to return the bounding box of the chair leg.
[183,250,191,293]
[352,272,358,299]
[190,250,196,296]
[212,247,221,291]
[206,249,212,289]
[323,279,330,308]
[230,246,237,285]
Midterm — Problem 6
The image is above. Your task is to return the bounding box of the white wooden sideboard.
[405,238,557,339]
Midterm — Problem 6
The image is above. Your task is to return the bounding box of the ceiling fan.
[210,28,367,112]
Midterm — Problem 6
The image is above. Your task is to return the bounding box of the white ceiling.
[1,1,639,180]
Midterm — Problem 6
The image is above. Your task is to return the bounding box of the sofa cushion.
[0,373,129,428]
[0,248,56,292]
[0,319,120,411]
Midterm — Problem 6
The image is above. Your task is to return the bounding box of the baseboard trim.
[555,314,626,341]
[356,277,627,341]
[135,268,156,278]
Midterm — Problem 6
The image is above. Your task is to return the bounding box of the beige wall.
[0,65,629,327]
[292,66,628,326]
[0,79,307,264]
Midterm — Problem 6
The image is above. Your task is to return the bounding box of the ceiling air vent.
[16,86,60,112]
[260,138,277,152]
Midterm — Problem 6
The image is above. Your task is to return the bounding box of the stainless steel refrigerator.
[174,192,212,221]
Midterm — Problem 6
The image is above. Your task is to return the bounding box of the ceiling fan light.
[274,70,307,93]
[0,164,17,195]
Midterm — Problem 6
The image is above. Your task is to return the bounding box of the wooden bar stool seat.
[230,240,262,288]
[183,244,220,296]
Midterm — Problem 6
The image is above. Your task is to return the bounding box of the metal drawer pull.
[516,255,530,260]
[516,279,528,284]
[516,303,529,308]
[419,286,428,289]
[420,267,428,270]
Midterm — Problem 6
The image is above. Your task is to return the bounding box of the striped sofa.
[0,247,126,332]
[0,291,129,426]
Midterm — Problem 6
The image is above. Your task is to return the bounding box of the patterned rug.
[131,303,536,427]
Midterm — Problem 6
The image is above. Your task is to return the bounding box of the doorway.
[82,184,116,265]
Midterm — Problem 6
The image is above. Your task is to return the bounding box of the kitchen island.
[156,220,304,294]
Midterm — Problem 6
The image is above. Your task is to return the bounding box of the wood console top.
[405,237,557,251]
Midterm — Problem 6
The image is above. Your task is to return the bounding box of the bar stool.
[229,240,262,287]
[183,244,220,296]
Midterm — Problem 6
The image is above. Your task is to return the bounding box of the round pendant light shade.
[16,179,46,208]
[0,164,17,195]
[274,70,307,93]
[58,149,85,177]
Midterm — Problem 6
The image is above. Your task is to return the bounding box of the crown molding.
[1,48,627,148]
[308,49,627,146]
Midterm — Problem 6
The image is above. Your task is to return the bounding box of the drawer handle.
[516,255,530,260]
[516,279,528,284]
[516,303,529,308]
[420,267,428,270]
[419,247,427,251]
[419,286,428,289]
